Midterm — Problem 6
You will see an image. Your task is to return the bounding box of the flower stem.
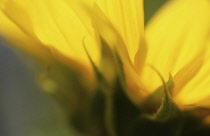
[104,93,117,136]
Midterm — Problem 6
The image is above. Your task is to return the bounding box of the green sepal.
[87,78,141,136]
[155,75,177,120]
[141,75,174,112]
[131,76,182,136]
[83,40,110,91]
[112,79,141,136]
[84,39,117,136]
[98,37,127,92]
[83,37,143,136]
[97,38,142,136]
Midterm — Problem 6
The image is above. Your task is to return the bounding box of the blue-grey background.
[0,1,166,135]
[0,40,72,136]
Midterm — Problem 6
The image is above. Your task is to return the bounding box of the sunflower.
[1,0,210,121]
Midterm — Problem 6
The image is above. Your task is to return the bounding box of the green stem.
[104,93,117,136]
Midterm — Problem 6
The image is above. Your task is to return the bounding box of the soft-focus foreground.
[1,0,210,136]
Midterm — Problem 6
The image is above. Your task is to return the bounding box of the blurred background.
[0,0,166,136]
[0,39,72,136]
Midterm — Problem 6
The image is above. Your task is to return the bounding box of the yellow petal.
[0,8,50,62]
[0,0,100,68]
[141,0,210,93]
[63,0,95,34]
[134,38,148,75]
[175,40,210,109]
[86,4,131,64]
[96,0,144,64]
[85,4,147,103]
[173,51,204,96]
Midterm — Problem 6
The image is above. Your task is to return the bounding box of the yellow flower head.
[0,0,100,73]
[142,0,210,109]
[1,0,210,110]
